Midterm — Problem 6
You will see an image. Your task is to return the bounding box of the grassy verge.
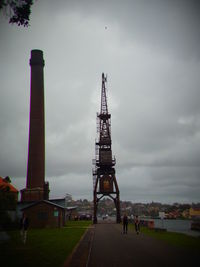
[129,224,200,251]
[65,220,92,228]
[1,220,92,267]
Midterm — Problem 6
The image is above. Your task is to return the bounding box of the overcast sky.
[0,0,200,203]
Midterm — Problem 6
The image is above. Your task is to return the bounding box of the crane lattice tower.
[93,73,121,223]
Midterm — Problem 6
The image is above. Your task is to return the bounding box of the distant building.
[182,209,190,219]
[50,197,67,207]
[158,212,165,219]
[189,207,200,218]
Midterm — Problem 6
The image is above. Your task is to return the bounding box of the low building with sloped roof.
[21,200,67,228]
[20,200,77,228]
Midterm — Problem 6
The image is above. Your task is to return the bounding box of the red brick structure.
[21,200,66,228]
[21,50,49,202]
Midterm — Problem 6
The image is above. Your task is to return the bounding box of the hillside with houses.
[66,195,200,220]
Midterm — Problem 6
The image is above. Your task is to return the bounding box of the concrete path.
[63,227,94,267]
[65,222,199,267]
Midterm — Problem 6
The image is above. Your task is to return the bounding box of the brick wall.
[23,202,65,228]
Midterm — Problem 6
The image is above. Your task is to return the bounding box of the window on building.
[37,212,48,220]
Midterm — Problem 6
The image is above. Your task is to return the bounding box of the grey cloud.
[0,0,200,203]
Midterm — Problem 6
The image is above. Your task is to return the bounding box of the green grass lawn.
[128,224,200,251]
[65,220,92,228]
[1,220,92,267]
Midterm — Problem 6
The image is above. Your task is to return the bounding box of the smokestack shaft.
[26,50,45,189]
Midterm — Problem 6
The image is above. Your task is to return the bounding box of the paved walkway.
[65,222,199,267]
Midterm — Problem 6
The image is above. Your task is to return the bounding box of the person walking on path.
[20,213,29,244]
[122,213,128,234]
[134,215,140,234]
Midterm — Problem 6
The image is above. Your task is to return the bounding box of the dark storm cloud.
[118,166,200,203]
[53,0,200,60]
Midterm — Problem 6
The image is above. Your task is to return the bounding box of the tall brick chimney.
[21,50,49,202]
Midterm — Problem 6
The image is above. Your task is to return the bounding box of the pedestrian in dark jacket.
[123,214,128,234]
[134,215,140,234]
[20,213,29,244]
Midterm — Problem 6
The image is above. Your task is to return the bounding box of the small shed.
[21,200,66,228]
